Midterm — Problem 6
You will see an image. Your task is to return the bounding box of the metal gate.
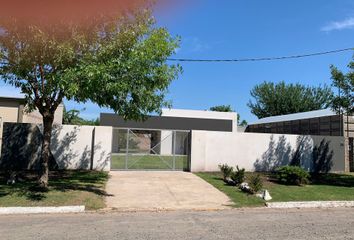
[111,128,190,171]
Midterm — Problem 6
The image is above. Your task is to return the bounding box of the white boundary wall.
[51,125,112,171]
[191,131,346,172]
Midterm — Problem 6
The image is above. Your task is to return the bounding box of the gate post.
[173,130,176,170]
[125,129,129,170]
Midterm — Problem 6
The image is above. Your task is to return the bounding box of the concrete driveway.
[105,171,232,211]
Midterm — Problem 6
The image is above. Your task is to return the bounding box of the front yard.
[0,171,109,210]
[196,172,354,208]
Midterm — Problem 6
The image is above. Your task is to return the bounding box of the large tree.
[0,5,181,187]
[248,81,333,119]
[330,56,354,116]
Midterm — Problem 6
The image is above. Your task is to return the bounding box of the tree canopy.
[248,81,333,119]
[209,105,248,126]
[209,105,233,112]
[330,56,354,115]
[0,5,181,186]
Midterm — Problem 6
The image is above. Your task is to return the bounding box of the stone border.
[0,206,85,215]
[266,201,354,209]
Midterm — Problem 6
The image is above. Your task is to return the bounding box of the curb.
[266,201,354,209]
[0,206,85,215]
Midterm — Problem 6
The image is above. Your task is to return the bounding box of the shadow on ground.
[0,170,111,202]
[310,173,354,187]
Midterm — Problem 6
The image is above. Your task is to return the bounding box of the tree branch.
[51,90,64,112]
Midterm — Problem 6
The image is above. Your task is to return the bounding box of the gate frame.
[111,127,191,171]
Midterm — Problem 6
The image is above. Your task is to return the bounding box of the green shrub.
[218,164,233,181]
[248,174,263,194]
[275,166,310,186]
[231,165,245,185]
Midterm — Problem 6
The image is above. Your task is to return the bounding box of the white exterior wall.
[51,125,112,171]
[162,108,238,132]
[191,131,346,172]
[92,126,112,171]
[0,106,19,123]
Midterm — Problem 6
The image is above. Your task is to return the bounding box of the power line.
[167,47,354,63]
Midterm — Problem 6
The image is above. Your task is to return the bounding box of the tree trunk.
[39,114,54,188]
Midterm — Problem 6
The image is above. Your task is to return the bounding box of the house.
[100,108,238,170]
[0,96,64,155]
[0,96,64,125]
[245,108,354,137]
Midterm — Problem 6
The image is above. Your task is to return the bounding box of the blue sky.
[1,0,354,123]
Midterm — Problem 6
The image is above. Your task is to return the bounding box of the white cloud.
[190,37,210,52]
[321,17,354,32]
[178,37,210,54]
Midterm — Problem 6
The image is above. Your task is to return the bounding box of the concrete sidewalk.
[105,171,232,211]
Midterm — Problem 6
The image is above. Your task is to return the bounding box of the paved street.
[1,208,354,240]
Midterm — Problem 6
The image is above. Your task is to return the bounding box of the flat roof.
[0,96,25,103]
[250,108,337,125]
[0,95,64,106]
[100,113,233,132]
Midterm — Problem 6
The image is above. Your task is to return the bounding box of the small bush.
[231,165,245,185]
[248,174,263,194]
[275,166,310,186]
[218,164,233,181]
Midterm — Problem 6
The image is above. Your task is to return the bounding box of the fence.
[191,131,346,173]
[0,123,112,171]
[111,128,190,170]
[0,123,348,173]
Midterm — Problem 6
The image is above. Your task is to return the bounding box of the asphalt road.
[0,208,354,240]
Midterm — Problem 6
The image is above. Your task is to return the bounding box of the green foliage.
[218,164,233,181]
[248,174,263,194]
[209,105,248,126]
[63,107,99,126]
[248,81,333,118]
[0,9,181,120]
[210,105,233,112]
[275,166,310,186]
[231,165,245,185]
[237,113,248,127]
[330,57,354,115]
[0,7,181,185]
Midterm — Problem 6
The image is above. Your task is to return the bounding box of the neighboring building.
[0,96,64,125]
[246,109,354,172]
[0,96,64,156]
[246,109,354,137]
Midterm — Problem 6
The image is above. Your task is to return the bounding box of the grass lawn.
[111,154,188,170]
[0,171,109,210]
[196,172,354,208]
